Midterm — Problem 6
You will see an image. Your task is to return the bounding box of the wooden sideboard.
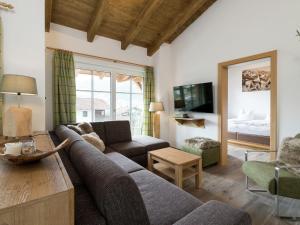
[0,132,74,225]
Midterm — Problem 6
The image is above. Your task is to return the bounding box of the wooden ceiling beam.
[147,0,211,56]
[87,0,108,42]
[45,0,53,32]
[166,0,216,44]
[121,0,163,50]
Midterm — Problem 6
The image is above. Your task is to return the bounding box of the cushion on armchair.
[278,134,300,176]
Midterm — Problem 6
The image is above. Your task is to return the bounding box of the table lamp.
[0,74,38,137]
[149,102,164,138]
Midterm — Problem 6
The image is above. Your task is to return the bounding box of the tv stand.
[174,118,205,128]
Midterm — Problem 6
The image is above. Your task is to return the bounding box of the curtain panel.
[53,50,76,126]
[143,66,155,136]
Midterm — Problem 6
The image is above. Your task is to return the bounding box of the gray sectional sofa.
[50,121,251,225]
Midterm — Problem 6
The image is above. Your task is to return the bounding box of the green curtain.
[143,66,155,136]
[53,50,76,126]
[0,17,3,135]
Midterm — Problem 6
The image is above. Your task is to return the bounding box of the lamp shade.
[149,102,164,112]
[0,74,38,95]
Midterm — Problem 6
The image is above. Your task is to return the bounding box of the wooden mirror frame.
[218,50,277,165]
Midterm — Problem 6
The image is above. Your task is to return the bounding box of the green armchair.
[242,135,300,219]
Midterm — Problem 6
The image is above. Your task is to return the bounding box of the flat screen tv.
[173,82,214,113]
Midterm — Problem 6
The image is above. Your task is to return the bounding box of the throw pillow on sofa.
[82,132,105,152]
[78,122,94,134]
[67,125,83,135]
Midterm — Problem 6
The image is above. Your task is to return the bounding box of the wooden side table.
[148,147,202,189]
[0,132,74,225]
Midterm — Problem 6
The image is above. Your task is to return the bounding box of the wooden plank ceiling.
[45,0,216,56]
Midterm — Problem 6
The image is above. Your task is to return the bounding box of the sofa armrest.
[173,200,251,225]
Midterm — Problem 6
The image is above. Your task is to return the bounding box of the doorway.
[218,51,277,165]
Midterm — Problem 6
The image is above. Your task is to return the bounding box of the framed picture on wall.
[242,66,271,92]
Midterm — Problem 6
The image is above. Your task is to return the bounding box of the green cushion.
[182,145,203,156]
[242,161,300,199]
[181,145,220,168]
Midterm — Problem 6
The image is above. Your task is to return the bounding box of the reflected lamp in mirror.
[149,102,164,138]
[0,74,38,137]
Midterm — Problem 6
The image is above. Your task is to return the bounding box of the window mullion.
[111,72,116,120]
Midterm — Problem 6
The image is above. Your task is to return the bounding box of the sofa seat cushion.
[173,200,251,225]
[75,186,106,225]
[130,170,202,225]
[109,141,146,158]
[242,161,300,198]
[130,154,147,167]
[106,152,144,173]
[133,135,169,151]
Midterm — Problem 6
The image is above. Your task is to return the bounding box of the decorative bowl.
[0,139,69,165]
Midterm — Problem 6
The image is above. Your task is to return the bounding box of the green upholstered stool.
[182,137,220,168]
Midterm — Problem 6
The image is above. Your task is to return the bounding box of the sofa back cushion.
[104,121,132,145]
[91,122,107,144]
[55,125,84,150]
[69,141,150,225]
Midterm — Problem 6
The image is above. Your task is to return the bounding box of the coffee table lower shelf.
[153,163,198,181]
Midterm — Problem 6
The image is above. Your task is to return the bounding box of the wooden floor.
[181,145,300,225]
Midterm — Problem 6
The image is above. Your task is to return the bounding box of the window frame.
[75,58,145,133]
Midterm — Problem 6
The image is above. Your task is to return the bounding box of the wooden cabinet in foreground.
[0,132,74,225]
[174,118,205,128]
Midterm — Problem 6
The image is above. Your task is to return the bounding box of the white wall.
[228,59,270,119]
[153,44,174,143]
[154,0,300,147]
[45,24,153,130]
[1,0,45,131]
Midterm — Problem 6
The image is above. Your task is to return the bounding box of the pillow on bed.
[237,110,254,120]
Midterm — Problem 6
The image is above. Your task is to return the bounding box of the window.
[76,69,111,123]
[75,65,144,135]
[82,111,88,117]
[116,74,144,135]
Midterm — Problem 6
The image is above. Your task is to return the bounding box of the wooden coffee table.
[148,147,202,189]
